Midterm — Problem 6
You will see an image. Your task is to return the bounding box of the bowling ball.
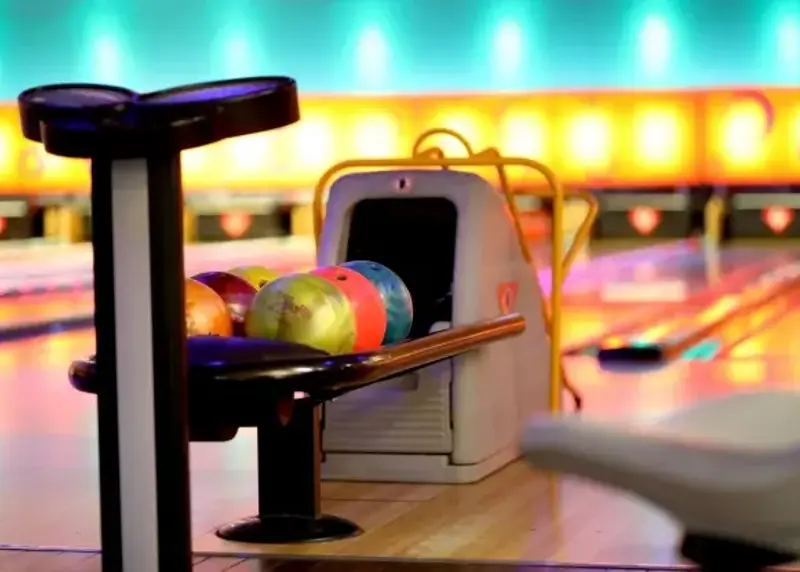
[229,265,282,289]
[185,279,233,337]
[312,266,387,351]
[191,271,257,336]
[245,273,356,354]
[341,260,413,344]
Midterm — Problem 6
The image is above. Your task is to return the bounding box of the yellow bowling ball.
[244,273,357,354]
[229,265,281,289]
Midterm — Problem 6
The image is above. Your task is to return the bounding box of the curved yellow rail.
[312,129,598,412]
[411,127,477,158]
[409,131,598,410]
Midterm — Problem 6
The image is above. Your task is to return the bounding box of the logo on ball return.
[497,282,519,313]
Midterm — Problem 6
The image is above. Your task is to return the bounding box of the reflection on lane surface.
[0,241,697,332]
[722,291,800,359]
[0,248,317,327]
[2,244,787,348]
[598,251,800,355]
[0,237,317,294]
[675,261,800,360]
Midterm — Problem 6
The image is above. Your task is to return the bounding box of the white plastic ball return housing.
[317,169,553,483]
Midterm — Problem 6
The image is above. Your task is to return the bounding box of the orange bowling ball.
[311,266,387,351]
[185,278,233,337]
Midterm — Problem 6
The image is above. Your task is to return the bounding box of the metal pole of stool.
[91,143,192,572]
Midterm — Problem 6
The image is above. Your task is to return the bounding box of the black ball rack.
[69,318,526,546]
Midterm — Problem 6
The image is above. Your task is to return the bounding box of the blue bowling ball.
[341,260,413,344]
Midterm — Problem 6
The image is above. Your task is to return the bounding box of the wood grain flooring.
[2,244,800,568]
[0,342,776,567]
[0,549,690,571]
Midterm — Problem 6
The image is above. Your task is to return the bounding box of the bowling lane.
[0,240,774,343]
[0,240,88,263]
[0,237,690,295]
[0,290,93,328]
[558,241,739,307]
[0,328,96,435]
[0,237,316,294]
[534,238,698,295]
[0,243,316,329]
[719,289,800,359]
[0,239,692,332]
[561,246,800,347]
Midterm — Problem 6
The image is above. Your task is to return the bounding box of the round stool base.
[216,514,362,544]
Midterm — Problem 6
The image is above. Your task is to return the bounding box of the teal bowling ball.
[341,260,413,344]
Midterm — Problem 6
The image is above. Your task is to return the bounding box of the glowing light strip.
[1,88,799,192]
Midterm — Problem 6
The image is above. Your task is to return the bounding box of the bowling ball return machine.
[312,128,598,483]
[19,76,594,565]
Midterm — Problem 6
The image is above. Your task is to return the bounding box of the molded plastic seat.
[521,390,800,557]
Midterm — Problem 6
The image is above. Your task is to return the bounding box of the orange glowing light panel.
[0,88,798,194]
[703,89,800,184]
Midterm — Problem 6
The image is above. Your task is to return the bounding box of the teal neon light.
[681,339,721,361]
[0,0,795,98]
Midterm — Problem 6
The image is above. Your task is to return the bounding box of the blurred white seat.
[521,390,800,569]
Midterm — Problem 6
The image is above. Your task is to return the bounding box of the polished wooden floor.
[1,243,797,569]
[0,550,681,571]
[3,333,787,567]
